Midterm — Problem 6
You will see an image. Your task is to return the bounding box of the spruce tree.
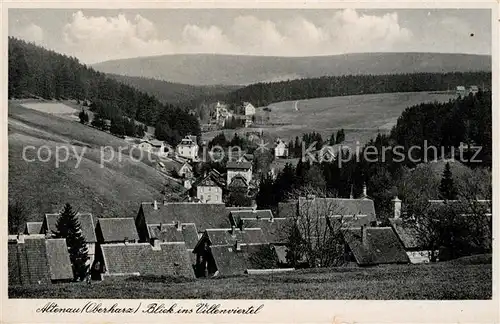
[439,162,457,200]
[54,203,89,281]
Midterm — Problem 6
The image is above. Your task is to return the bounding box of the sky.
[8,8,492,64]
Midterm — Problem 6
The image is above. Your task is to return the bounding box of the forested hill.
[92,52,491,86]
[106,73,240,106]
[7,37,200,140]
[224,72,492,107]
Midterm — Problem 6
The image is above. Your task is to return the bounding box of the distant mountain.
[92,52,491,86]
[105,73,240,105]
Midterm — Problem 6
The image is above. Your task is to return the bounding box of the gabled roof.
[228,174,248,188]
[8,236,51,285]
[139,202,230,232]
[97,218,139,243]
[226,161,252,170]
[193,171,225,189]
[24,222,43,235]
[240,218,291,244]
[343,227,410,266]
[210,244,274,276]
[297,197,377,224]
[100,242,194,278]
[229,209,274,225]
[147,223,184,243]
[200,228,268,248]
[43,213,97,243]
[388,218,424,250]
[45,239,73,281]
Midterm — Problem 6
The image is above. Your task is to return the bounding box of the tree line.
[8,37,200,145]
[223,72,491,107]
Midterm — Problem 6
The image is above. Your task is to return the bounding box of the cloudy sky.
[9,9,492,64]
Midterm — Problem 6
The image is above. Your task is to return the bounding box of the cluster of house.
[210,101,257,128]
[456,85,479,97]
[137,135,199,161]
[12,190,483,285]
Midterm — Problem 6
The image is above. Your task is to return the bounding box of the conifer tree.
[439,162,457,200]
[54,203,89,281]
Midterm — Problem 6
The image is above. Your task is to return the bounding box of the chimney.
[152,238,161,250]
[231,225,236,235]
[153,200,158,210]
[392,196,402,219]
[235,240,241,251]
[175,221,182,231]
[17,234,25,244]
[361,225,368,248]
[350,184,354,199]
[306,194,316,200]
[124,236,129,245]
[362,183,367,198]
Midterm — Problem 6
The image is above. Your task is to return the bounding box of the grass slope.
[8,102,183,222]
[92,52,491,86]
[202,91,456,144]
[9,256,492,299]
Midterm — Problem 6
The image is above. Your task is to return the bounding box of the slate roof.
[45,239,73,281]
[8,236,51,285]
[228,174,248,188]
[279,197,376,223]
[147,223,184,243]
[229,209,274,225]
[139,202,230,232]
[210,244,272,276]
[24,222,43,235]
[192,171,225,189]
[240,218,291,244]
[226,161,252,170]
[343,227,410,266]
[100,242,194,278]
[97,218,139,243]
[388,218,424,250]
[199,228,268,248]
[43,213,97,243]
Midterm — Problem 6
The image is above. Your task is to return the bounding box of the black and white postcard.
[1,1,498,323]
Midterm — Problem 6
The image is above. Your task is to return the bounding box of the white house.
[176,135,199,161]
[243,102,256,116]
[274,138,289,158]
[226,161,252,188]
[193,171,224,203]
[469,85,479,95]
[456,86,466,97]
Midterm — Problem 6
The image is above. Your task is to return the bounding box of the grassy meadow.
[202,91,456,145]
[9,255,492,300]
[8,101,184,222]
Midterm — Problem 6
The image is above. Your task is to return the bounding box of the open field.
[9,256,491,299]
[202,92,456,145]
[8,102,184,222]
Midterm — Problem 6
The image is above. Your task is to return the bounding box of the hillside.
[92,52,491,86]
[8,37,200,142]
[8,102,185,226]
[105,74,240,106]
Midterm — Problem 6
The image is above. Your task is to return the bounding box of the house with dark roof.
[41,212,97,266]
[95,241,195,279]
[8,235,73,284]
[193,227,274,277]
[343,226,410,266]
[191,170,225,203]
[24,222,43,235]
[226,161,252,188]
[230,212,292,266]
[228,174,249,189]
[136,201,230,241]
[388,197,491,263]
[278,196,377,225]
[95,218,139,244]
